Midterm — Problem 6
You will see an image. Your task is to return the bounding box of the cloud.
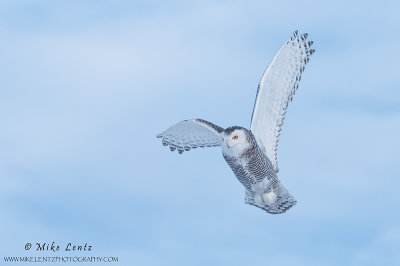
[1,1,400,265]
[352,226,400,265]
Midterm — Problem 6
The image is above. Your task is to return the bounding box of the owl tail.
[245,183,296,214]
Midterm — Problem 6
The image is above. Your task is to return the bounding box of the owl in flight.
[157,31,314,214]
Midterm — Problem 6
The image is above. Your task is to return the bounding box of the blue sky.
[1,0,399,265]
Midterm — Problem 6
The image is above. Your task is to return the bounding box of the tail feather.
[245,183,296,214]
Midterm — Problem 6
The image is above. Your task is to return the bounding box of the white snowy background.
[0,1,399,265]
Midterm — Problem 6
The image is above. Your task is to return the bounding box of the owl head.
[222,126,253,157]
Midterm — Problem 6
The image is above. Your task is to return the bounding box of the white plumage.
[157,31,314,214]
[156,119,223,154]
[251,31,314,172]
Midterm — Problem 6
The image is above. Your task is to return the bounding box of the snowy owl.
[157,31,314,214]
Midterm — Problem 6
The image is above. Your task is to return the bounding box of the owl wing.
[250,31,314,172]
[157,119,224,154]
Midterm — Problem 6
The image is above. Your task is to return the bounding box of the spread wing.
[157,119,224,154]
[250,31,314,172]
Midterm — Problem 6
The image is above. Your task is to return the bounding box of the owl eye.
[232,135,238,140]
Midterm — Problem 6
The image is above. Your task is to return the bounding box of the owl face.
[222,127,251,157]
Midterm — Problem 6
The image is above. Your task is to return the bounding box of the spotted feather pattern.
[223,132,296,214]
[250,31,314,172]
[156,31,313,215]
[157,119,224,154]
[245,183,296,214]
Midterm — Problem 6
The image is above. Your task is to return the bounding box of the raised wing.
[250,31,314,172]
[157,119,224,154]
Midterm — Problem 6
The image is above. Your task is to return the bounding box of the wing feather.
[250,31,314,172]
[157,119,223,154]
